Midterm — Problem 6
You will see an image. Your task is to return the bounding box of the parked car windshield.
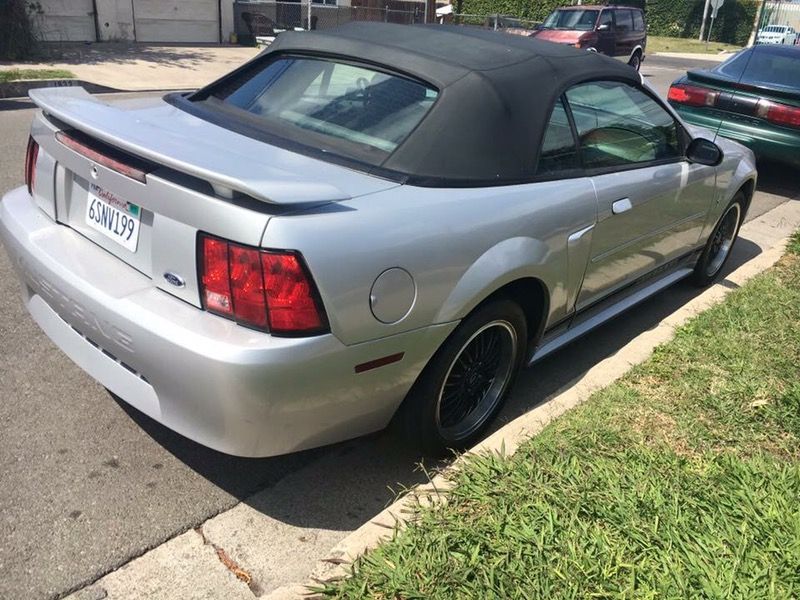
[194,56,439,165]
[541,9,599,31]
[714,47,800,89]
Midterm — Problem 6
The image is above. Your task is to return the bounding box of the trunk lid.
[30,87,397,205]
[687,69,800,105]
[28,87,397,309]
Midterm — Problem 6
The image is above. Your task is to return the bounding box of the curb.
[651,51,732,62]
[265,200,800,599]
[0,79,122,100]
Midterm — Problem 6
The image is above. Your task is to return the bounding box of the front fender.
[702,139,757,238]
[434,236,552,323]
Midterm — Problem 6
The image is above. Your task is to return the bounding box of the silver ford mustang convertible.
[0,24,756,457]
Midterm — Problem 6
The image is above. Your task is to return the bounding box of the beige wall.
[96,0,135,41]
[34,0,236,43]
[32,0,96,41]
[132,0,219,42]
[221,0,236,42]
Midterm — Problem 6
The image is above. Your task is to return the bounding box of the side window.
[536,98,579,176]
[565,81,682,170]
[632,10,645,32]
[615,9,633,33]
[599,10,614,29]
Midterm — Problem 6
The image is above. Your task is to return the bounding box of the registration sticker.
[85,183,141,253]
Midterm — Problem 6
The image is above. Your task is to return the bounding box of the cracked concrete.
[64,530,252,600]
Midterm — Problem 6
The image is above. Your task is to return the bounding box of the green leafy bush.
[0,0,38,60]
[645,0,759,45]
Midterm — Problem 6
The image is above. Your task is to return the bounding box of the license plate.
[85,184,141,252]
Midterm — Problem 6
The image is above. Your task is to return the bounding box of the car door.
[534,97,598,317]
[595,9,616,56]
[613,9,634,58]
[632,10,646,52]
[564,80,717,310]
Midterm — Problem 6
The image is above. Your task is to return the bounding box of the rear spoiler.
[28,87,352,206]
[687,69,800,104]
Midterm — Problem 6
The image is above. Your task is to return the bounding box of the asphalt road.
[1,56,799,600]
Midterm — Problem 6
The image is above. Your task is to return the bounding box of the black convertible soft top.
[189,23,642,186]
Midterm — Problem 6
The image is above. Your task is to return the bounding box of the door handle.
[612,198,632,215]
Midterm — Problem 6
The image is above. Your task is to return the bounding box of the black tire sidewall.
[401,299,527,455]
[692,194,744,287]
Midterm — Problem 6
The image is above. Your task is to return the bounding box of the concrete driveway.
[1,55,799,600]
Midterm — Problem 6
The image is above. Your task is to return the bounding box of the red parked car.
[531,5,647,70]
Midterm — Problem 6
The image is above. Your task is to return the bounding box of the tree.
[0,0,38,60]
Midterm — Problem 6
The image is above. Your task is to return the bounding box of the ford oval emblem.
[163,272,185,288]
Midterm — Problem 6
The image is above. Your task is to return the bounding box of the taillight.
[668,83,720,108]
[756,99,800,129]
[261,252,325,333]
[199,234,328,336]
[230,245,269,329]
[201,236,233,316]
[25,136,39,195]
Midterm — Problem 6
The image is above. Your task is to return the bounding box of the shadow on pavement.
[119,234,762,532]
[0,98,36,111]
[756,161,800,199]
[3,42,246,69]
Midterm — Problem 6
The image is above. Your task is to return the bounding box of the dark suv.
[531,5,647,70]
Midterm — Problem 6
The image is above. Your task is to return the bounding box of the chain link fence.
[234,1,423,43]
[756,0,800,44]
[444,12,539,34]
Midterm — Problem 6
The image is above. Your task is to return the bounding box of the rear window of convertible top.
[191,55,439,167]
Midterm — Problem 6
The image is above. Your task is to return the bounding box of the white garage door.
[36,0,96,42]
[133,0,220,42]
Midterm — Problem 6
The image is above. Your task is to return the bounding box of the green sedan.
[668,44,800,167]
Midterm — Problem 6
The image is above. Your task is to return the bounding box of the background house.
[29,0,430,43]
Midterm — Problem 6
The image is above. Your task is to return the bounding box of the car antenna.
[712,46,757,144]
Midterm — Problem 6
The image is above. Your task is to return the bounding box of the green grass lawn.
[648,35,743,55]
[0,69,75,83]
[324,232,800,599]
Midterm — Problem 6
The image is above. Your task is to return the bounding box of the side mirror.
[597,23,611,31]
[686,137,723,166]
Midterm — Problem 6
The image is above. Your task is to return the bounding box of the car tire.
[399,299,527,455]
[628,51,642,71]
[692,194,744,287]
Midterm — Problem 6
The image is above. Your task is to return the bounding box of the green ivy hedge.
[457,0,759,46]
[645,0,759,45]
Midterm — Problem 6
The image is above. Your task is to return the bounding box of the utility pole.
[699,0,712,40]
[426,0,436,22]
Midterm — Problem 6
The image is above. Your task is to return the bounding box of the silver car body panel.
[0,73,757,455]
[0,185,456,456]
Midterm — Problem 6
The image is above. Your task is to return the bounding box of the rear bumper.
[0,186,455,457]
[674,106,800,168]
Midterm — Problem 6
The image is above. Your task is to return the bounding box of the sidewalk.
[0,43,261,92]
[652,51,732,62]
